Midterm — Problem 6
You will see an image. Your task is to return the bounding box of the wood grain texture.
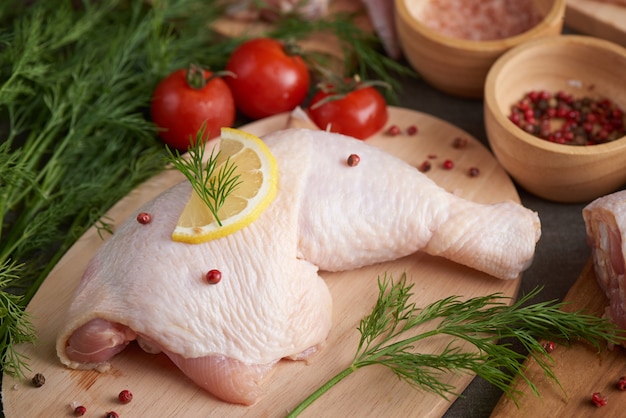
[566,0,626,47]
[491,259,626,417]
[2,108,523,417]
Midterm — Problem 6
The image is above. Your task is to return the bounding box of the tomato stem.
[310,73,390,110]
[185,64,236,90]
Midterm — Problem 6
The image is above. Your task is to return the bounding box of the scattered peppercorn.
[73,405,87,416]
[509,90,626,145]
[31,373,45,387]
[386,125,401,136]
[206,269,222,284]
[591,392,608,407]
[442,159,454,170]
[452,137,468,148]
[106,412,119,418]
[407,125,418,135]
[542,341,556,353]
[418,160,431,173]
[118,389,133,404]
[468,167,480,177]
[136,212,152,224]
[617,376,626,391]
[347,154,360,167]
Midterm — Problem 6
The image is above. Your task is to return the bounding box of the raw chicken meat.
[583,190,626,336]
[225,0,402,58]
[57,128,541,405]
[225,0,330,21]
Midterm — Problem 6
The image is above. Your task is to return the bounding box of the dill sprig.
[0,0,227,377]
[287,274,623,416]
[165,128,242,227]
[0,260,36,379]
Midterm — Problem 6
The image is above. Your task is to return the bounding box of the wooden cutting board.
[566,0,626,47]
[2,107,523,417]
[491,259,626,417]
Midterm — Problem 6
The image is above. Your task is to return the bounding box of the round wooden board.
[2,107,522,417]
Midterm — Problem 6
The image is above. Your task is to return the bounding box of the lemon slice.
[172,127,278,243]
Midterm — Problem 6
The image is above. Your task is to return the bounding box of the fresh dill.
[0,261,36,379]
[0,0,227,377]
[165,128,242,227]
[287,274,623,416]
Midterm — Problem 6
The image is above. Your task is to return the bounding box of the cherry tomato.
[225,38,310,120]
[307,84,388,140]
[151,66,235,150]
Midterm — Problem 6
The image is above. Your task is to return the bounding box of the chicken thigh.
[57,128,541,405]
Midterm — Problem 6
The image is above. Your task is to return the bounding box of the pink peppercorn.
[386,125,401,136]
[591,392,608,407]
[542,341,556,353]
[347,154,360,167]
[73,405,86,416]
[406,125,418,135]
[442,160,454,170]
[452,137,468,148]
[418,161,431,173]
[617,376,626,391]
[106,412,120,418]
[118,389,133,404]
[206,269,222,284]
[136,212,152,224]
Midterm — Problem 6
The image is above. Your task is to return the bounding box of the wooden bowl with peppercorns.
[484,35,626,203]
[395,0,565,98]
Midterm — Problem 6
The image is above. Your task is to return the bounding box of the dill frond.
[0,0,227,376]
[0,260,36,379]
[287,274,624,416]
[165,127,242,227]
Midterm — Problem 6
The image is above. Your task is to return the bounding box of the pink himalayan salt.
[418,0,543,41]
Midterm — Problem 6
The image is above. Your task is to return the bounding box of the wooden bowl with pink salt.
[395,0,565,98]
[484,35,626,203]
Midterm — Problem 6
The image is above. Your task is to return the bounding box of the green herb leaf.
[0,0,227,377]
[287,274,623,416]
[0,260,36,379]
[165,126,242,227]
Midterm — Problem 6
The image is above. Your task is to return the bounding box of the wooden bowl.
[484,35,626,203]
[394,0,565,98]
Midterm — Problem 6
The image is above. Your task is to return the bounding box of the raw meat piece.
[583,190,626,335]
[225,0,330,21]
[225,0,403,59]
[57,128,541,405]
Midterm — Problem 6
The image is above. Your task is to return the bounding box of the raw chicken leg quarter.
[57,128,541,405]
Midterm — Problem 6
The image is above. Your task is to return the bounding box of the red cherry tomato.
[225,38,310,120]
[151,66,235,150]
[307,84,388,140]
